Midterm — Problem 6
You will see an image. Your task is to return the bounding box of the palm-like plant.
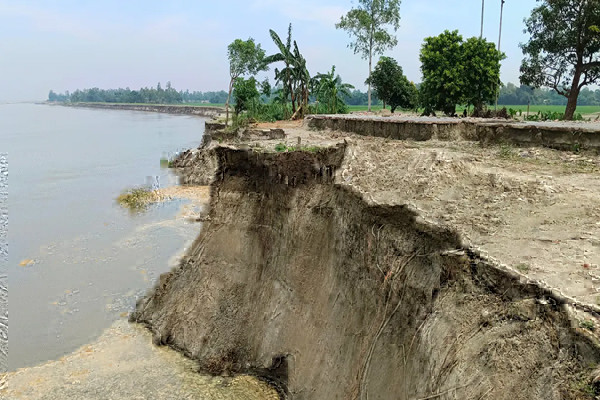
[264,24,312,119]
[314,65,355,114]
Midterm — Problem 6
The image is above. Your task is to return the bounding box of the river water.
[1,103,207,371]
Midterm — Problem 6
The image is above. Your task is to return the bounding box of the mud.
[63,103,226,119]
[132,122,600,399]
[0,320,278,400]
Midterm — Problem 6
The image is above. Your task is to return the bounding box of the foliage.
[419,30,464,115]
[524,110,584,121]
[116,187,158,211]
[313,65,355,114]
[59,82,183,104]
[520,0,600,120]
[264,24,312,119]
[580,319,596,331]
[420,30,503,116]
[225,38,268,125]
[499,83,600,106]
[366,56,417,112]
[462,37,505,112]
[336,0,402,111]
[232,77,260,116]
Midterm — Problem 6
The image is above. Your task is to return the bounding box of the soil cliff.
[133,141,600,399]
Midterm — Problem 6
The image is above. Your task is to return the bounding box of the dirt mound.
[132,145,600,399]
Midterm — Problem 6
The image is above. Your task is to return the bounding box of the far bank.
[59,102,226,119]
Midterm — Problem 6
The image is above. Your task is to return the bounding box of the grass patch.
[274,143,324,153]
[515,263,530,273]
[116,187,157,211]
[580,319,596,331]
[498,143,515,159]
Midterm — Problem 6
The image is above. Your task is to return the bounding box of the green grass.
[460,104,600,115]
[274,143,324,153]
[346,104,600,115]
[347,105,386,112]
[116,187,157,211]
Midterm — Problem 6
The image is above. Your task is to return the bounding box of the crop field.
[346,104,600,116]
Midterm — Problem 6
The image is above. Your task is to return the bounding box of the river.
[1,103,206,371]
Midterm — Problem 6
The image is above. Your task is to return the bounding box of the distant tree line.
[49,82,377,106]
[498,83,600,106]
[48,82,229,105]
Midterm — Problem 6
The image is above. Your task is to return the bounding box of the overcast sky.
[0,0,539,102]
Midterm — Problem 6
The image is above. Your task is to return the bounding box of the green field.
[346,104,600,115]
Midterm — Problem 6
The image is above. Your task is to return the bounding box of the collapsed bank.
[132,116,600,399]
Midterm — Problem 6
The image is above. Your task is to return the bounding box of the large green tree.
[225,38,267,126]
[336,0,401,112]
[520,0,600,120]
[419,30,465,116]
[462,37,505,113]
[366,56,416,113]
[419,30,503,116]
[232,77,260,116]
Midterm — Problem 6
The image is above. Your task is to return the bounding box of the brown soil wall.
[307,115,600,151]
[133,145,600,399]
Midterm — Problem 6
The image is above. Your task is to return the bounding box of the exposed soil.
[131,118,600,399]
[0,320,278,400]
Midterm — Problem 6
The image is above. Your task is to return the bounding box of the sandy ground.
[248,121,600,311]
[0,320,278,400]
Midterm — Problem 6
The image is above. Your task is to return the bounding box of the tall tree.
[520,0,600,120]
[225,38,267,126]
[314,65,355,114]
[419,30,465,116]
[462,37,505,113]
[336,0,401,112]
[366,56,416,113]
[264,24,312,120]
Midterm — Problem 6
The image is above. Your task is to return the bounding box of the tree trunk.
[367,45,373,112]
[564,68,582,120]
[225,78,234,127]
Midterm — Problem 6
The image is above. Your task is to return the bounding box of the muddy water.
[0,103,210,370]
[1,104,268,398]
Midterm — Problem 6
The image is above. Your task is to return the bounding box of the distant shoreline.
[58,102,226,119]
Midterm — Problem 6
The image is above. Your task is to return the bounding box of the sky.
[0,0,540,102]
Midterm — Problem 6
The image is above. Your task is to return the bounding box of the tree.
[336,0,401,112]
[366,56,416,113]
[225,38,267,126]
[462,37,505,113]
[419,30,503,116]
[419,30,465,116]
[313,65,355,114]
[520,0,600,120]
[232,77,259,116]
[264,24,312,119]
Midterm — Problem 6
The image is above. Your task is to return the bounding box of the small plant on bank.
[116,187,157,211]
[580,319,596,331]
[498,143,515,159]
[515,263,530,273]
[274,143,323,153]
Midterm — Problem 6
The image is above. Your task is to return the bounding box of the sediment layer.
[133,142,600,399]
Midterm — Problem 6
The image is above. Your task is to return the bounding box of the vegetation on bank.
[49,0,600,121]
[116,187,161,211]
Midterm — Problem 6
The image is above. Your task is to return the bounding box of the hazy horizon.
[2,0,542,102]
